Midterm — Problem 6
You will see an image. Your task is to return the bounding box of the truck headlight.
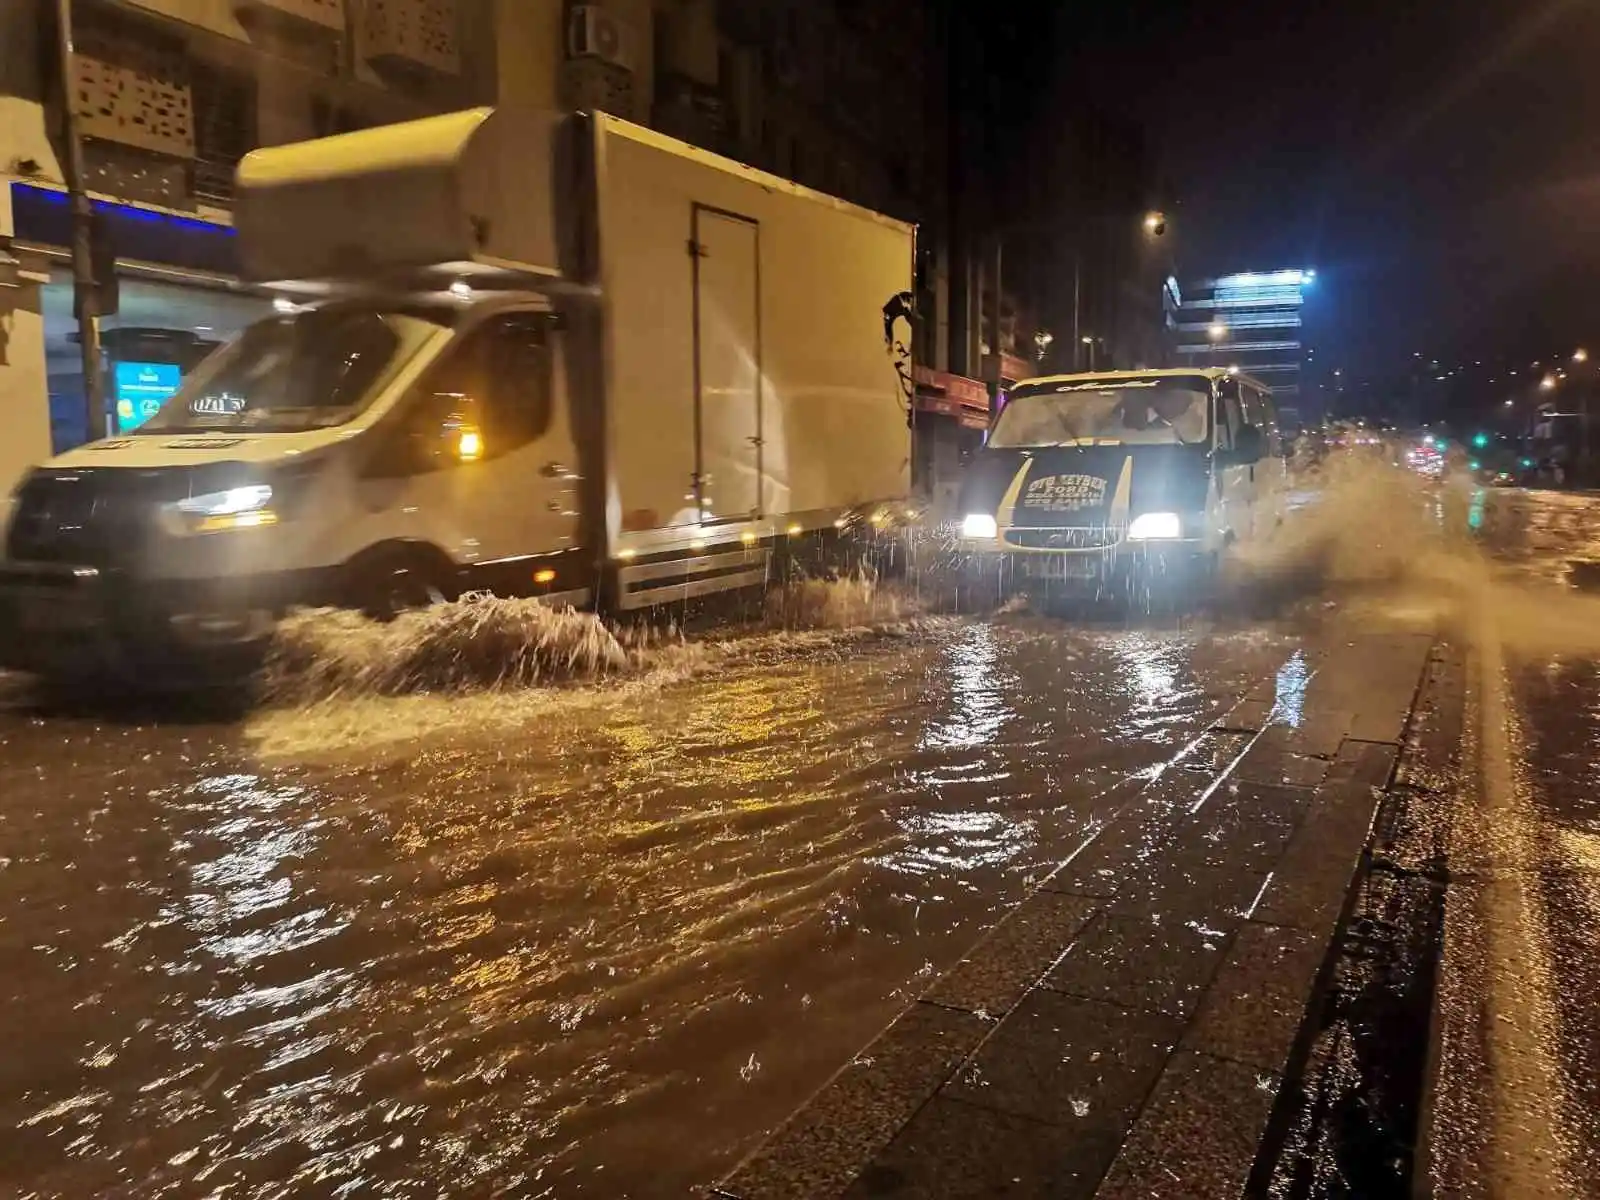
[164,484,277,534]
[961,513,998,540]
[1127,511,1182,540]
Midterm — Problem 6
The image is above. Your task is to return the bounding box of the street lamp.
[1033,330,1054,362]
[1207,321,1228,342]
[1080,335,1103,372]
[1575,348,1589,364]
[1541,374,1558,391]
[1143,211,1167,237]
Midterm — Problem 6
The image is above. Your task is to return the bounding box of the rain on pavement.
[0,604,1305,1198]
[6,478,1600,1199]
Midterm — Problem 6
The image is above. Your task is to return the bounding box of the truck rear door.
[692,206,762,520]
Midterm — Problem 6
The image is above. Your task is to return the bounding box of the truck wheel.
[352,560,451,622]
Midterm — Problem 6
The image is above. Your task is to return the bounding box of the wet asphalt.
[0,610,1303,1198]
[1443,488,1600,1199]
[5,482,1597,1200]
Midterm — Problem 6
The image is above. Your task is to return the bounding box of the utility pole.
[54,0,105,442]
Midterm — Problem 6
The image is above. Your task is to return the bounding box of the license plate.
[1026,555,1100,580]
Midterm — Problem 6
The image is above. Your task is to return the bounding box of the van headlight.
[1127,511,1182,540]
[960,513,998,540]
[163,484,278,534]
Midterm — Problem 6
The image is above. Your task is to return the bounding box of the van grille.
[4,467,227,568]
[1002,527,1121,551]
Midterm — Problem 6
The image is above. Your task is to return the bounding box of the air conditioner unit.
[568,6,633,71]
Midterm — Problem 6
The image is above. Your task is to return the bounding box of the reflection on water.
[0,618,1291,1197]
[918,622,1015,751]
[1272,650,1312,728]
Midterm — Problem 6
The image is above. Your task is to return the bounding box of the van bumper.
[960,538,1213,596]
[0,562,330,680]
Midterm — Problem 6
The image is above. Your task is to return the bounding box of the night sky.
[1028,0,1600,376]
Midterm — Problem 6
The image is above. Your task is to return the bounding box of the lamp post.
[1068,209,1170,372]
[53,0,106,442]
[1080,335,1103,372]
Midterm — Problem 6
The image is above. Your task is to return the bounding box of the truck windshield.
[135,305,446,434]
[990,381,1211,448]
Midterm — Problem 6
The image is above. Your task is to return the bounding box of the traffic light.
[1471,432,1489,449]
[1469,459,1482,471]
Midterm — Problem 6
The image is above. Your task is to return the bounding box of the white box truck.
[0,108,914,677]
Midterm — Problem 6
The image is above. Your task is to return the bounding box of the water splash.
[261,594,631,703]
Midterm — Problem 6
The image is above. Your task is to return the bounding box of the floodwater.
[0,613,1298,1198]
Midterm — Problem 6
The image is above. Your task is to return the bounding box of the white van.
[0,108,914,677]
[955,368,1284,602]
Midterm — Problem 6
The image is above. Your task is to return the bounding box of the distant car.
[1488,470,1516,488]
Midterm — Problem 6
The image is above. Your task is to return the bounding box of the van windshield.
[135,304,446,434]
[990,380,1212,448]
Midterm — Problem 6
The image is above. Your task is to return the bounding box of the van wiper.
[1144,411,1200,446]
[1052,408,1089,450]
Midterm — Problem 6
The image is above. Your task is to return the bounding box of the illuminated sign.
[112,361,181,432]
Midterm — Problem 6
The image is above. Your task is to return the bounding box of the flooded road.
[0,614,1300,1198]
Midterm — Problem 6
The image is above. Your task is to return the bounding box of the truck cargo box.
[590,116,913,550]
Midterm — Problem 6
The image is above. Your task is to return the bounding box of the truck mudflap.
[0,562,328,680]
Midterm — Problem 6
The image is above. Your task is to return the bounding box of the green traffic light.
[1469,459,1482,471]
[1472,433,1489,449]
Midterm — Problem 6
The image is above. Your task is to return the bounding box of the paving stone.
[1325,738,1400,789]
[843,1096,1087,1199]
[1180,729,1252,773]
[1043,777,1197,898]
[1236,726,1331,788]
[1184,922,1327,1074]
[1213,699,1274,733]
[1283,708,1353,759]
[942,989,1180,1134]
[718,1002,991,1200]
[924,891,1101,1017]
[1192,789,1303,876]
[1251,780,1383,937]
[1044,911,1230,1018]
[1093,1051,1281,1200]
[1107,841,1268,930]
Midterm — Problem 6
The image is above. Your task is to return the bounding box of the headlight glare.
[961,513,998,540]
[1127,511,1182,540]
[175,485,273,516]
[164,484,277,535]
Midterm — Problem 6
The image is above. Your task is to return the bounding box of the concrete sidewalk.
[715,631,1436,1200]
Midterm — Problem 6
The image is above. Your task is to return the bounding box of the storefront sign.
[112,361,182,432]
[913,366,990,429]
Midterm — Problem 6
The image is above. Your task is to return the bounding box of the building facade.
[0,0,996,507]
[1175,269,1315,410]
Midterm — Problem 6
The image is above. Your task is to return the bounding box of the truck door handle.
[540,462,568,478]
